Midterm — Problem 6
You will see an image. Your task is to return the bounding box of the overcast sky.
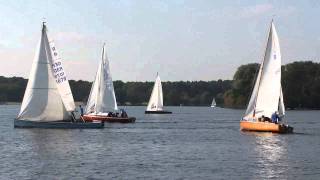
[0,0,319,81]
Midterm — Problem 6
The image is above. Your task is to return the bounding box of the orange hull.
[240,121,293,133]
[82,115,135,123]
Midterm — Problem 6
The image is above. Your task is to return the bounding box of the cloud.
[53,31,89,43]
[240,3,273,18]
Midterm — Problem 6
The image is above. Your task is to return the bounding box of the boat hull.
[14,119,104,129]
[82,115,136,123]
[145,110,172,114]
[240,121,293,133]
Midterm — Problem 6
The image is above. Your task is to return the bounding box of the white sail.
[244,22,283,120]
[48,40,75,111]
[279,86,285,116]
[85,44,118,114]
[211,98,216,107]
[146,74,163,111]
[17,24,72,121]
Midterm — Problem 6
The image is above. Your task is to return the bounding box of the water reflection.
[246,132,289,179]
[26,129,105,179]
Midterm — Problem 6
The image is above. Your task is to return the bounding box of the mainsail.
[244,22,283,120]
[85,44,118,114]
[17,23,75,121]
[146,74,163,111]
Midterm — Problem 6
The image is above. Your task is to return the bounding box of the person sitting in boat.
[271,111,279,123]
[261,115,271,122]
[79,105,84,116]
[120,109,128,118]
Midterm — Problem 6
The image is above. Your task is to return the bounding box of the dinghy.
[82,44,135,123]
[15,23,104,129]
[240,21,293,133]
[145,73,172,114]
[211,98,216,108]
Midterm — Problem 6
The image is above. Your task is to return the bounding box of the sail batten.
[85,44,118,114]
[147,74,164,111]
[244,22,284,120]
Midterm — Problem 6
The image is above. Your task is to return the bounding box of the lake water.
[0,105,319,179]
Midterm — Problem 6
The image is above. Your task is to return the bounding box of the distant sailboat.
[145,73,172,114]
[15,23,103,128]
[211,98,216,108]
[240,21,293,133]
[82,44,135,123]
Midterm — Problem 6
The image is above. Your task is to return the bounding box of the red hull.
[82,115,136,123]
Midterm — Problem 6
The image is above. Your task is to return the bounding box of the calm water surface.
[0,105,319,179]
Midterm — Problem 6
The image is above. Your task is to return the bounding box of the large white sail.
[47,40,75,112]
[85,44,118,114]
[17,24,72,121]
[146,74,163,111]
[244,22,283,120]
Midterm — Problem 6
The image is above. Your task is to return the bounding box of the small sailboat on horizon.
[240,21,293,133]
[82,44,136,123]
[145,73,172,114]
[211,98,216,108]
[15,23,104,128]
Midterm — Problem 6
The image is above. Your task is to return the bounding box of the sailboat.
[240,21,293,133]
[82,44,135,123]
[145,73,172,114]
[15,23,104,128]
[211,98,216,108]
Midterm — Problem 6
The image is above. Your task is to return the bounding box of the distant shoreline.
[1,102,319,110]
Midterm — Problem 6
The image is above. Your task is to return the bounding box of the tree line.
[224,61,320,109]
[0,76,231,106]
[1,61,320,109]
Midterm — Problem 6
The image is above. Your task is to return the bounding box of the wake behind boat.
[240,21,293,134]
[145,73,172,114]
[82,44,135,123]
[15,23,103,129]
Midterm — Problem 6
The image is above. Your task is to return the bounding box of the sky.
[0,0,320,82]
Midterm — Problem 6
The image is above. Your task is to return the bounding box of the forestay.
[146,74,163,111]
[17,24,75,121]
[244,22,283,120]
[85,44,118,114]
